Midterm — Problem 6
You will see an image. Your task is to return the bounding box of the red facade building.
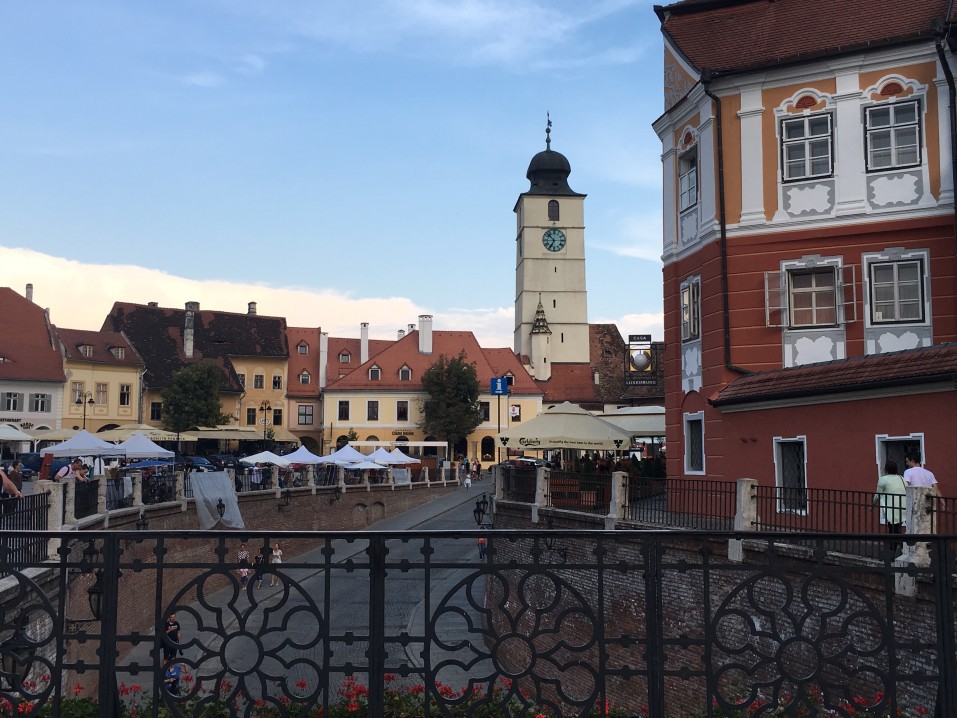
[654,0,957,498]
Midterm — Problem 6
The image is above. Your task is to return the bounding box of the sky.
[0,0,665,349]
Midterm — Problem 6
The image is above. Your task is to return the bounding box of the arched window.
[548,200,559,221]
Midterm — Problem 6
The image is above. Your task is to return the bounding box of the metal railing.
[0,530,952,717]
[547,471,612,515]
[626,476,736,530]
[74,480,99,519]
[0,494,50,564]
[500,466,537,503]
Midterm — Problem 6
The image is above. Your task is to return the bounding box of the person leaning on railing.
[0,467,24,499]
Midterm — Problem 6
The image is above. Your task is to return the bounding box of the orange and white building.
[654,0,957,494]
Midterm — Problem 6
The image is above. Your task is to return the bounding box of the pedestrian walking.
[253,552,265,590]
[874,460,906,551]
[162,612,181,661]
[269,542,283,587]
[477,536,487,560]
[464,473,472,491]
[237,543,250,586]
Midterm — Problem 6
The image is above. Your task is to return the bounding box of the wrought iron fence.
[0,494,50,565]
[626,476,736,530]
[142,475,177,505]
[500,466,537,503]
[547,471,611,515]
[73,480,99,519]
[0,529,953,718]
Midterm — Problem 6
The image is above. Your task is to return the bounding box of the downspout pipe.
[701,69,751,375]
[934,18,957,251]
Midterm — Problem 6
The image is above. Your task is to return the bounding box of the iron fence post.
[368,534,386,718]
[98,534,121,717]
[643,534,665,716]
[932,538,957,716]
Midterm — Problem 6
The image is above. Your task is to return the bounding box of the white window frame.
[867,256,926,325]
[399,366,412,381]
[680,277,701,341]
[865,100,920,172]
[683,410,705,475]
[297,343,309,355]
[339,352,351,363]
[30,393,50,412]
[273,375,283,390]
[119,384,131,407]
[773,436,808,515]
[79,344,93,358]
[299,371,311,385]
[95,383,107,405]
[781,113,833,181]
[369,366,381,381]
[678,149,698,212]
[765,259,857,329]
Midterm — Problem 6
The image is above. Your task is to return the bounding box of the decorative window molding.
[339,352,351,363]
[297,343,309,355]
[678,148,698,212]
[299,371,311,385]
[680,276,701,341]
[79,344,93,358]
[399,366,412,381]
[863,248,929,327]
[765,256,857,329]
[773,436,808,515]
[369,366,381,381]
[862,74,925,103]
[683,411,705,475]
[547,200,559,221]
[864,99,921,172]
[298,405,314,425]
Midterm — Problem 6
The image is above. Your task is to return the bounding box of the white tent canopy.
[345,460,388,471]
[368,447,399,464]
[240,451,290,467]
[496,401,632,451]
[117,433,174,459]
[41,430,124,458]
[0,424,33,442]
[389,448,421,464]
[282,446,325,464]
[598,406,665,439]
[316,444,366,464]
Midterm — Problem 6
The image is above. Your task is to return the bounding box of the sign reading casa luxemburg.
[625,334,657,387]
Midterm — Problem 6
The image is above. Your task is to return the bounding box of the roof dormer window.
[339,352,351,363]
[299,371,311,385]
[369,366,381,381]
[111,347,125,359]
[399,366,412,381]
[79,344,93,358]
[297,343,309,355]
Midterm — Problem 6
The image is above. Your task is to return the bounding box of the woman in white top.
[269,543,283,587]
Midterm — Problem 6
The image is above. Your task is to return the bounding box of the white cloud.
[595,311,664,341]
[236,53,265,74]
[182,71,224,88]
[2,247,515,347]
[591,211,663,263]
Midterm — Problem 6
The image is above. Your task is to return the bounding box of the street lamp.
[259,400,271,447]
[75,391,94,430]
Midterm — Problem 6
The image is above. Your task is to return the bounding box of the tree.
[161,361,232,435]
[419,352,483,452]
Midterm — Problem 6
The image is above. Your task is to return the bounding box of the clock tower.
[513,121,589,374]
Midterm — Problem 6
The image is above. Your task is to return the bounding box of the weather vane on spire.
[546,112,552,150]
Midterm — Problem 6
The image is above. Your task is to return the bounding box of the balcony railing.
[0,530,952,717]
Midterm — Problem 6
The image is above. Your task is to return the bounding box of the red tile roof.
[711,343,957,407]
[658,0,950,74]
[0,287,66,382]
[286,327,322,400]
[324,330,541,396]
[56,328,143,367]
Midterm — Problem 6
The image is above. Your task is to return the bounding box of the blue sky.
[0,0,664,348]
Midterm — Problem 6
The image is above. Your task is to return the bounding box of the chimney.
[360,323,369,364]
[248,301,257,315]
[319,332,329,388]
[418,315,433,355]
[408,323,416,335]
[148,301,159,307]
[25,283,33,303]
[184,301,200,358]
[397,329,405,339]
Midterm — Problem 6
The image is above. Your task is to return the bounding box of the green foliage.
[419,351,483,448]
[161,361,232,433]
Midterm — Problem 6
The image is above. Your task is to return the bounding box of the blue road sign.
[490,377,508,395]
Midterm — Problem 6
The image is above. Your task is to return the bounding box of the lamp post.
[75,391,94,430]
[259,400,271,449]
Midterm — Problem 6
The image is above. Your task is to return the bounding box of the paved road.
[117,481,491,702]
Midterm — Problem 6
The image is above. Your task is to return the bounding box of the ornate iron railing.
[0,529,954,717]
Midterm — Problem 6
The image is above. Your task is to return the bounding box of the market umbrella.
[495,401,631,451]
[41,429,124,458]
[96,423,181,442]
[0,424,33,442]
[117,433,174,459]
[240,451,290,467]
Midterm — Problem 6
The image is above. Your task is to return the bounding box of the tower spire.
[546,112,552,150]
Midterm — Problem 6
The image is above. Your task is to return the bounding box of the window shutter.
[764,270,786,327]
[838,264,857,325]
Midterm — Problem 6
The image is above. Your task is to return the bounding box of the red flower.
[383,673,397,683]
[347,700,360,713]
[296,678,309,691]
[73,683,85,696]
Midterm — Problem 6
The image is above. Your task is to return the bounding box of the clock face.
[542,228,566,252]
